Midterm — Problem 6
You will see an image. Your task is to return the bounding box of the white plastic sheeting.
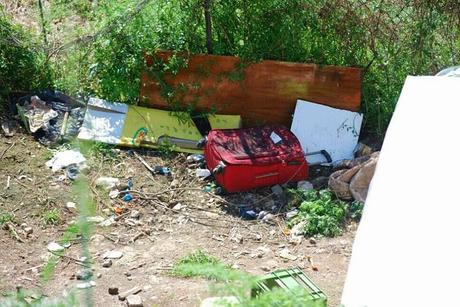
[291,99,363,164]
[341,76,460,307]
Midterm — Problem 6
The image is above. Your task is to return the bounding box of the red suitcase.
[204,125,308,193]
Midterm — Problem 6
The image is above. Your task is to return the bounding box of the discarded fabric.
[46,149,86,172]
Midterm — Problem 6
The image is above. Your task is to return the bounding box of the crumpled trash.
[46,149,87,172]
[16,90,85,146]
[329,152,379,202]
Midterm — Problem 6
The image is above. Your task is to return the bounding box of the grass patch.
[42,208,61,226]
[0,212,13,226]
[172,250,232,280]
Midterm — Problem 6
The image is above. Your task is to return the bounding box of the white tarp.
[291,99,363,164]
[341,76,460,307]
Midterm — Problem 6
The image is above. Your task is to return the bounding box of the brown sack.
[328,166,361,200]
[349,153,379,202]
[329,152,379,202]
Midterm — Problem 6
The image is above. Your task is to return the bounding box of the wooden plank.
[140,51,362,127]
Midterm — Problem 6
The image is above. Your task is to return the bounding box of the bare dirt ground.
[0,122,356,307]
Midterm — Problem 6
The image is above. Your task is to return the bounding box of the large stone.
[118,286,142,301]
[102,250,123,259]
[47,242,64,252]
[126,294,143,307]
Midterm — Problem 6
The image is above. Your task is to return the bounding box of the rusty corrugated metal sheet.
[140,51,362,127]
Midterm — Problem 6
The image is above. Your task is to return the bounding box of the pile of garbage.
[16,90,85,146]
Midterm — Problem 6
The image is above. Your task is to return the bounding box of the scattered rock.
[102,259,113,268]
[231,264,240,270]
[125,219,141,227]
[76,281,96,289]
[102,250,123,259]
[279,248,298,261]
[286,209,298,220]
[271,185,283,196]
[130,210,141,219]
[309,238,317,245]
[87,216,105,223]
[62,242,71,248]
[118,286,142,301]
[297,181,314,191]
[127,276,133,281]
[170,179,179,188]
[260,266,271,272]
[47,242,64,252]
[66,202,77,212]
[96,273,102,278]
[109,287,119,295]
[100,217,115,227]
[172,203,184,211]
[95,177,120,189]
[124,272,131,277]
[231,234,243,244]
[23,226,33,235]
[76,269,93,280]
[126,294,143,307]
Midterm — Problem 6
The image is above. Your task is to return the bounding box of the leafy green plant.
[0,212,13,226]
[172,250,230,280]
[349,200,364,221]
[0,9,49,102]
[42,208,61,226]
[287,189,348,237]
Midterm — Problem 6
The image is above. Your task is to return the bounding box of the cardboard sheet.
[291,99,363,164]
[78,98,241,153]
[341,76,460,307]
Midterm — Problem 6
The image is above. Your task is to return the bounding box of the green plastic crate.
[252,267,327,306]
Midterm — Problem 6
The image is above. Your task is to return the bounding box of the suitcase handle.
[212,161,226,175]
[305,150,332,164]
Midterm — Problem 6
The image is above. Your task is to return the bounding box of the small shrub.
[287,189,348,237]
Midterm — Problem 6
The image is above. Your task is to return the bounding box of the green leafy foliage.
[349,200,365,221]
[0,10,49,99]
[172,250,325,306]
[0,212,13,225]
[42,208,61,226]
[287,190,348,237]
[172,250,232,280]
[4,1,460,134]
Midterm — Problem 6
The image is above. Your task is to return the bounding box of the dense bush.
[4,0,460,134]
[0,11,49,100]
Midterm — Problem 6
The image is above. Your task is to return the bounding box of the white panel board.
[341,76,460,307]
[77,98,127,144]
[291,100,363,164]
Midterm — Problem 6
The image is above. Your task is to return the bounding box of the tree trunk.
[204,0,213,54]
